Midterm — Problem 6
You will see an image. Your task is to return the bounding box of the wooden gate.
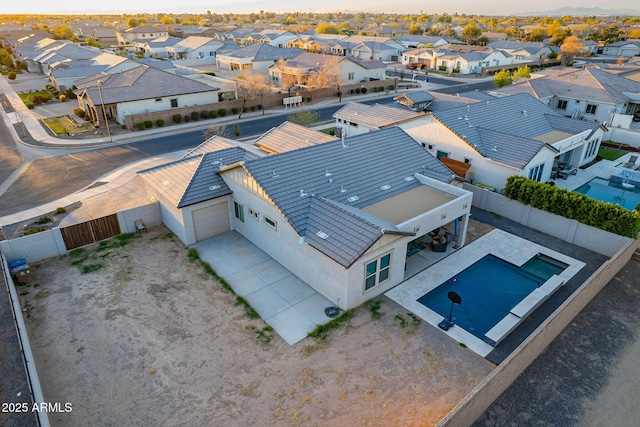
[61,214,121,250]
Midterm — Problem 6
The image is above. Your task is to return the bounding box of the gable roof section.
[181,135,237,158]
[222,43,303,60]
[254,121,338,154]
[75,65,218,104]
[242,127,453,237]
[333,102,420,128]
[138,146,257,208]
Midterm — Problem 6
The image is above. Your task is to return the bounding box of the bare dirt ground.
[19,226,494,427]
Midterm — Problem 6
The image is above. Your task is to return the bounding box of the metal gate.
[60,214,121,250]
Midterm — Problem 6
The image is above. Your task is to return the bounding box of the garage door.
[192,203,230,241]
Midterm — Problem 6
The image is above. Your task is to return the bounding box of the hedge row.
[503,176,640,238]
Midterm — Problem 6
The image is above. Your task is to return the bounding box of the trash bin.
[8,259,31,285]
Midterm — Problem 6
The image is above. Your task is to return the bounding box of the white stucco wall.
[144,188,188,245]
[179,196,231,245]
[115,91,219,123]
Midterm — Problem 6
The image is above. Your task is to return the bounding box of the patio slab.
[191,231,335,345]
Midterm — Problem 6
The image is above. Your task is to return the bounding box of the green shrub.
[172,114,182,123]
[257,104,263,110]
[35,216,52,224]
[218,108,226,117]
[200,110,210,119]
[242,106,248,112]
[355,88,361,94]
[64,88,77,99]
[503,176,640,238]
[54,206,66,214]
[156,119,164,127]
[24,100,34,109]
[29,94,50,105]
[8,71,16,80]
[361,87,367,94]
[184,115,190,122]
[59,94,67,102]
[144,120,152,128]
[135,122,145,130]
[74,108,86,118]
[24,227,46,236]
[379,86,385,92]
[231,107,239,114]
[209,110,217,118]
[387,85,395,90]
[250,105,256,111]
[190,111,200,121]
[438,65,447,71]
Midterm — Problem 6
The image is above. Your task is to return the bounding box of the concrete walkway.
[191,231,334,345]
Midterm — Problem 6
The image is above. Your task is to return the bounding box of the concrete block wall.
[0,228,66,263]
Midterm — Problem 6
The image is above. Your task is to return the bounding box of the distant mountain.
[520,7,640,16]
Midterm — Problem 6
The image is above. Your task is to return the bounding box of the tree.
[461,23,482,45]
[512,65,531,80]
[316,23,339,34]
[560,36,584,66]
[493,69,512,88]
[287,109,320,127]
[203,124,230,140]
[526,28,547,42]
[52,24,75,41]
[233,72,270,119]
[408,23,423,35]
[306,55,345,102]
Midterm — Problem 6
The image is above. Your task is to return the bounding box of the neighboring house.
[139,127,473,310]
[602,40,640,57]
[116,25,169,48]
[216,44,304,74]
[257,30,298,48]
[351,41,402,62]
[26,42,103,75]
[287,34,347,53]
[333,102,420,137]
[83,27,118,47]
[401,48,438,68]
[581,39,599,54]
[166,36,226,60]
[369,25,407,39]
[133,36,181,58]
[488,66,640,126]
[393,92,435,112]
[397,35,451,49]
[48,52,139,91]
[254,121,338,154]
[398,93,606,191]
[488,41,552,63]
[330,35,405,57]
[168,25,218,38]
[268,52,387,89]
[434,48,511,74]
[73,65,220,128]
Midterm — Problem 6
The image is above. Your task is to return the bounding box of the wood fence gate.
[60,214,121,250]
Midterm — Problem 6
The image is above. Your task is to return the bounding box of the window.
[464,157,471,164]
[155,98,162,102]
[528,163,544,182]
[364,253,391,291]
[586,139,599,158]
[348,72,355,80]
[170,98,178,108]
[557,99,568,110]
[427,144,434,150]
[248,207,259,220]
[436,150,448,160]
[234,202,244,222]
[264,216,277,230]
[586,104,597,114]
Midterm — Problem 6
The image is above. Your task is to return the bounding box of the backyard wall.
[0,203,162,263]
[436,238,640,427]
[604,127,640,149]
[464,183,632,257]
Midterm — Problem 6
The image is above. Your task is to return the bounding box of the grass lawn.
[598,147,629,161]
[43,116,94,135]
[318,127,336,135]
[18,90,52,102]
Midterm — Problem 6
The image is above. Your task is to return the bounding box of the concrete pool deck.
[386,228,586,357]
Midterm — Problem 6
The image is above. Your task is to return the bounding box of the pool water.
[417,254,566,343]
[574,177,640,211]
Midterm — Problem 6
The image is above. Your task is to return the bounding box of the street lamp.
[96,80,113,143]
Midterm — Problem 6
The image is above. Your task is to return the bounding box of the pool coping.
[385,228,586,357]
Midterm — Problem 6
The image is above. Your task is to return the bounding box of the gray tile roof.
[431,93,600,168]
[241,127,454,266]
[182,135,237,159]
[223,43,303,61]
[138,146,257,208]
[75,65,218,104]
[333,102,420,128]
[254,121,337,154]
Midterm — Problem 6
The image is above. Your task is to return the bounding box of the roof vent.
[162,180,170,186]
[380,184,391,190]
[491,145,498,151]
[464,115,469,120]
[522,110,527,116]
[341,133,347,148]
[316,230,329,239]
[209,185,221,190]
[347,195,360,202]
[300,189,308,197]
[272,171,279,178]
[404,176,415,182]
[325,169,332,177]
[340,185,347,193]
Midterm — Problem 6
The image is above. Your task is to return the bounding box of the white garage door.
[192,203,230,241]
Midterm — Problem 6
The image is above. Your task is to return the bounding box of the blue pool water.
[417,254,567,343]
[574,177,640,211]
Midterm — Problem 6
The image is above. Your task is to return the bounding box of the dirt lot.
[19,226,494,427]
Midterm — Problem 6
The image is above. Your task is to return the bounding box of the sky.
[3,0,638,16]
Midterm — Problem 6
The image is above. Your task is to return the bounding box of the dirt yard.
[19,226,494,427]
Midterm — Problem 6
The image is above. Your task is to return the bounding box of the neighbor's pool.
[574,177,640,211]
[417,254,567,343]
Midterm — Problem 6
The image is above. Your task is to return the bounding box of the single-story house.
[133,36,181,58]
[166,36,227,61]
[73,65,220,128]
[333,102,420,137]
[116,25,169,48]
[398,93,607,191]
[138,127,473,310]
[602,40,640,57]
[216,44,303,74]
[254,121,338,154]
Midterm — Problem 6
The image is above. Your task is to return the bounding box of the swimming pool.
[417,254,567,343]
[574,177,640,211]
